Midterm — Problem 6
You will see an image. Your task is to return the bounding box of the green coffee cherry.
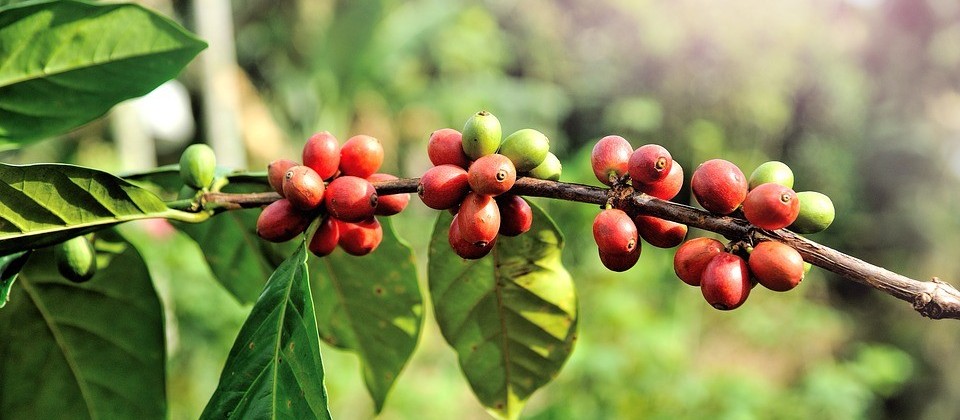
[499,128,549,172]
[527,152,562,181]
[55,236,97,283]
[790,191,835,233]
[461,111,502,160]
[179,144,217,189]
[749,161,794,190]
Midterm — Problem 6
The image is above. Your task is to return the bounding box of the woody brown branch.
[202,176,960,320]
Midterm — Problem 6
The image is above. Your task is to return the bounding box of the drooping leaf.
[0,0,207,147]
[0,231,166,419]
[0,249,29,308]
[201,243,331,420]
[310,217,423,412]
[428,200,578,420]
[0,163,202,255]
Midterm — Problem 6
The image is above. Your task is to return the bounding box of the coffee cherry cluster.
[256,132,410,257]
[674,160,836,310]
[420,111,562,260]
[589,137,688,271]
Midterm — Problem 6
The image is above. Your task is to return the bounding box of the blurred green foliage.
[7,0,960,418]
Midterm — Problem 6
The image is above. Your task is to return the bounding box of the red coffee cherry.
[742,183,800,230]
[691,159,748,215]
[748,241,804,292]
[282,166,325,211]
[457,192,501,247]
[308,216,340,257]
[468,154,517,196]
[428,128,471,168]
[634,161,683,200]
[634,215,687,248]
[591,135,633,186]
[701,253,751,310]
[599,246,641,272]
[267,159,298,195]
[338,218,383,256]
[418,164,470,210]
[367,173,409,216]
[592,208,638,256]
[448,216,496,260]
[496,194,532,237]
[673,237,725,286]
[302,132,341,180]
[256,199,312,243]
[339,134,384,178]
[628,144,673,185]
[324,176,378,223]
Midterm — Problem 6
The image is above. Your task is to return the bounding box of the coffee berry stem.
[176,176,960,320]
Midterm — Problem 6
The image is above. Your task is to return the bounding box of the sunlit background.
[5,0,960,418]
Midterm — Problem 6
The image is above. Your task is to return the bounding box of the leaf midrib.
[491,244,513,415]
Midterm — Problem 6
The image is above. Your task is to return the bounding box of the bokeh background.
[5,0,960,418]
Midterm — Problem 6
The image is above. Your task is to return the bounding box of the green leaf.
[202,243,331,420]
[0,249,29,308]
[310,217,423,412]
[0,231,166,419]
[0,0,207,147]
[0,163,202,255]
[428,200,578,420]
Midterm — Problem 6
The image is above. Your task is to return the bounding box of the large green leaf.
[0,249,29,308]
[0,0,207,147]
[0,163,201,255]
[201,243,331,420]
[428,201,578,420]
[310,217,423,412]
[0,231,166,419]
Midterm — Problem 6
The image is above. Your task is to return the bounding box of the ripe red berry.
[339,134,384,178]
[691,159,748,215]
[448,216,496,259]
[324,176,378,223]
[308,216,340,257]
[268,159,298,195]
[748,241,804,292]
[598,246,641,272]
[338,218,383,256]
[592,208,638,256]
[673,237,725,286]
[701,253,751,310]
[428,128,471,168]
[742,183,800,230]
[256,199,312,243]
[418,164,470,210]
[302,132,340,180]
[628,144,673,185]
[468,154,517,196]
[496,194,532,236]
[591,135,633,186]
[457,192,501,247]
[282,166,325,211]
[367,173,409,216]
[634,215,687,248]
[635,161,683,200]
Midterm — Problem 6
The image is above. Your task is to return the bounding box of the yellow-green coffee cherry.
[527,152,562,181]
[55,236,97,283]
[179,144,217,189]
[790,191,835,233]
[461,111,502,160]
[499,128,549,172]
[749,161,794,190]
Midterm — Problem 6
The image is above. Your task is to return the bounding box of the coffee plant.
[1,1,958,419]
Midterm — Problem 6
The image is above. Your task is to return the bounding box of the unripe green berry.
[55,236,97,283]
[461,111,502,160]
[749,161,794,190]
[527,152,562,181]
[179,144,216,189]
[790,191,835,233]
[499,129,549,172]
